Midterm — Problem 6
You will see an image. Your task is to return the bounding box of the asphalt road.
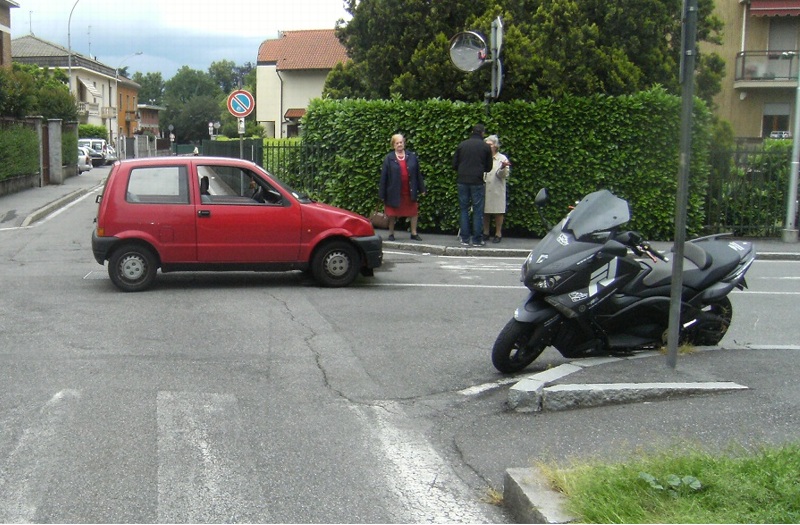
[1,177,798,523]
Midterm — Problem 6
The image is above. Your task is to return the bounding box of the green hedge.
[63,126,77,166]
[0,125,39,181]
[299,87,711,240]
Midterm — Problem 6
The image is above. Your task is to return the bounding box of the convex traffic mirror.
[449,31,488,72]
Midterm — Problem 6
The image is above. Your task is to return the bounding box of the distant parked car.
[91,156,383,292]
[105,145,118,163]
[77,147,93,174]
[769,130,791,139]
[79,138,110,166]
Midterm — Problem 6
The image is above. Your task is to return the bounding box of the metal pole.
[666,0,698,369]
[67,0,81,94]
[782,57,800,243]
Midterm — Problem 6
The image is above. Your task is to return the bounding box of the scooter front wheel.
[492,318,550,374]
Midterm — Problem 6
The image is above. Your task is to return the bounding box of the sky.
[10,0,351,80]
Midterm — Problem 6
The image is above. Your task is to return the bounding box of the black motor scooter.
[492,188,756,374]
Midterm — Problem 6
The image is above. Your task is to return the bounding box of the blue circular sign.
[227,90,254,118]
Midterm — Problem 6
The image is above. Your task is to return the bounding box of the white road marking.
[0,389,81,523]
[156,391,271,523]
[353,402,492,524]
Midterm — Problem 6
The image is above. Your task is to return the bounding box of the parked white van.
[78,138,110,166]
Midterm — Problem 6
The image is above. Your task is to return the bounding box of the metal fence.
[203,139,264,166]
[705,144,791,237]
[261,141,329,198]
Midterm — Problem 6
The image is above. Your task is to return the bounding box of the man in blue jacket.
[453,124,493,246]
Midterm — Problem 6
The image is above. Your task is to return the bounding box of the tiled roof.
[12,34,71,58]
[257,29,348,71]
[284,108,306,119]
[12,34,117,77]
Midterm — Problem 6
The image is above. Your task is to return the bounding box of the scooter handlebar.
[615,231,668,263]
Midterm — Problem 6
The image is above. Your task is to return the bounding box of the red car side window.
[126,166,190,204]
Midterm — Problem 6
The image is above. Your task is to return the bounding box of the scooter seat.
[640,240,740,291]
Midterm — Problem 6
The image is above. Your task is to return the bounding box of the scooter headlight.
[528,271,574,292]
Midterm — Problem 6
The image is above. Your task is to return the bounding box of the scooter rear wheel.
[682,296,733,346]
[492,319,550,373]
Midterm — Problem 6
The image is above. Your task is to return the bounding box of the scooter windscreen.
[563,189,630,239]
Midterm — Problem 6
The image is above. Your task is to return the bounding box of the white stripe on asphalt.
[354,402,492,524]
[0,389,81,523]
[156,391,271,523]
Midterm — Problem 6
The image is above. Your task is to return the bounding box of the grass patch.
[542,442,800,523]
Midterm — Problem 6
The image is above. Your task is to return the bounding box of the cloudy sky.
[11,0,350,79]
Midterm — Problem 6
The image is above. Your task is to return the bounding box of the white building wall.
[256,65,330,138]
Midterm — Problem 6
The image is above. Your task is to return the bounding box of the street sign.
[227,89,255,118]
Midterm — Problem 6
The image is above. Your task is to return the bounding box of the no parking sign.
[227,89,254,118]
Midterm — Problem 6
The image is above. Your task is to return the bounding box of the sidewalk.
[0,168,108,229]
[380,229,800,261]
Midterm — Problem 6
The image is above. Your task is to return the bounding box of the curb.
[507,352,749,413]
[383,240,529,258]
[384,241,800,260]
[502,350,750,524]
[20,188,93,227]
[504,468,575,524]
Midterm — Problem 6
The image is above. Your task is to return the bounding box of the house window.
[763,103,791,137]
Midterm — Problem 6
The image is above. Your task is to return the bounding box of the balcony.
[100,106,116,119]
[77,102,100,116]
[735,50,800,89]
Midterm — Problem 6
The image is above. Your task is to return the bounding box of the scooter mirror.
[534,188,549,207]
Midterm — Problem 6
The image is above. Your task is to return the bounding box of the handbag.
[369,207,390,229]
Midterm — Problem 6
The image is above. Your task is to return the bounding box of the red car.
[92,156,382,291]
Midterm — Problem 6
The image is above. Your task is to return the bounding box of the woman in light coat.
[482,134,510,243]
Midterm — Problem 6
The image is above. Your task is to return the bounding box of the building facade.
[713,0,800,139]
[136,103,165,136]
[0,0,19,68]
[256,29,348,138]
[11,34,140,145]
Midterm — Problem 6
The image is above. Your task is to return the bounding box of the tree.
[0,64,76,120]
[0,66,36,118]
[208,59,240,93]
[328,0,725,103]
[165,95,221,142]
[164,66,221,104]
[335,0,487,99]
[131,71,165,106]
[323,61,370,99]
[162,67,223,141]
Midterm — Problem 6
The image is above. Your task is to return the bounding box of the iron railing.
[735,50,800,81]
[705,143,792,237]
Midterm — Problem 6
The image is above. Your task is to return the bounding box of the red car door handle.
[198,210,211,217]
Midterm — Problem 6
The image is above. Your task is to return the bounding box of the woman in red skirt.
[379,134,426,241]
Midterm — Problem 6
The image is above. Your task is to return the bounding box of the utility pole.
[666,0,699,369]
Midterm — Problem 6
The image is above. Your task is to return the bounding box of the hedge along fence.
[0,120,39,182]
[300,87,711,241]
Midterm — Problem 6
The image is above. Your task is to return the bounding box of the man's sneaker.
[460,240,470,246]
[473,240,485,247]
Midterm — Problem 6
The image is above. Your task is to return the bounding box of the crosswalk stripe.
[156,391,271,523]
[354,402,492,523]
[0,389,81,523]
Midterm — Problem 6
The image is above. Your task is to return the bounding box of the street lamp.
[114,51,143,157]
[67,0,81,94]
[782,51,800,243]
